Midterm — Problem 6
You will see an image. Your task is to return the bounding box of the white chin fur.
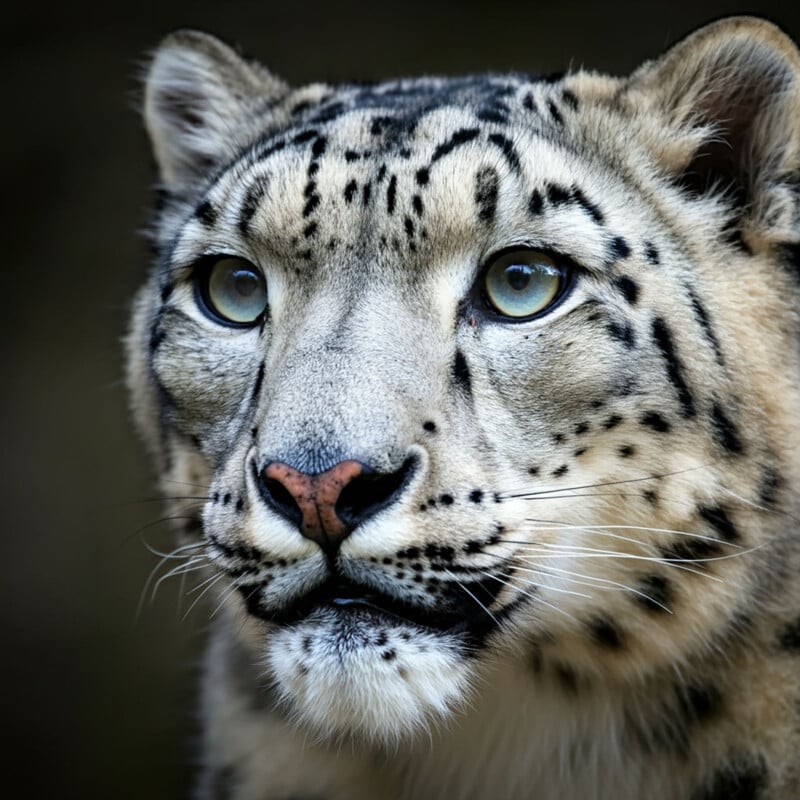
[266,608,473,744]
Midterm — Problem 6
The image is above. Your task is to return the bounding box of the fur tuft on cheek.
[265,611,473,744]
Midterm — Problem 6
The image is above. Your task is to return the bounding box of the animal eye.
[483,250,567,319]
[198,257,268,325]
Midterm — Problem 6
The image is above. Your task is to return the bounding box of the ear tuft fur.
[143,30,288,188]
[624,17,800,250]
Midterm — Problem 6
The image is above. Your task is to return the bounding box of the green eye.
[200,257,268,325]
[483,250,565,319]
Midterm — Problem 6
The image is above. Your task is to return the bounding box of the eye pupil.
[232,270,259,298]
[505,264,532,291]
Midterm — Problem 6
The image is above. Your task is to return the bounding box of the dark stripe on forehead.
[238,174,270,236]
[431,127,481,163]
[487,133,521,173]
[475,167,499,224]
[651,317,697,417]
[194,200,217,227]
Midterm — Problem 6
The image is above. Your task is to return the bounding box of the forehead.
[180,74,636,278]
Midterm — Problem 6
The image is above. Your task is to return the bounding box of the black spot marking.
[528,189,544,215]
[238,176,270,235]
[551,464,569,478]
[681,683,722,726]
[475,166,499,224]
[251,361,265,405]
[522,92,537,112]
[453,349,472,395]
[758,466,781,507]
[422,421,436,432]
[385,174,398,214]
[614,276,639,305]
[644,242,660,264]
[381,649,396,661]
[778,616,800,651]
[691,758,767,800]
[362,182,372,206]
[439,494,454,506]
[710,402,743,454]
[547,99,563,124]
[636,574,672,612]
[588,616,624,648]
[469,489,484,503]
[573,447,587,457]
[660,538,722,564]
[292,129,318,144]
[561,89,579,109]
[618,444,635,458]
[554,663,578,693]
[487,133,521,172]
[687,287,725,364]
[603,414,623,430]
[195,199,217,227]
[343,180,357,204]
[574,422,589,435]
[606,321,636,349]
[651,317,696,417]
[311,135,327,158]
[303,221,318,239]
[416,167,429,186]
[546,183,571,205]
[641,411,671,432]
[571,187,604,224]
[412,194,423,216]
[430,127,480,163]
[528,465,540,476]
[609,236,630,260]
[698,505,738,542]
[302,194,320,217]
[404,215,415,239]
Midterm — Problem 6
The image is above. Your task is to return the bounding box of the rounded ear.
[143,30,288,188]
[622,16,800,250]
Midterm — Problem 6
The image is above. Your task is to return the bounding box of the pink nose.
[261,460,365,549]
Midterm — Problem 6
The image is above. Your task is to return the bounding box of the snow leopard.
[127,16,800,799]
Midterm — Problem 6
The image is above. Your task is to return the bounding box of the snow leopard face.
[129,19,800,746]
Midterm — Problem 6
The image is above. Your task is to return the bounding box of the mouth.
[270,576,470,633]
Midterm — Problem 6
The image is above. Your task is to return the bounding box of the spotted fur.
[128,17,800,799]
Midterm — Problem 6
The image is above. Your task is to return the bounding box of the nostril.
[259,476,303,528]
[336,455,418,528]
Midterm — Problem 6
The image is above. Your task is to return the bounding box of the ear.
[623,17,800,250]
[143,30,288,188]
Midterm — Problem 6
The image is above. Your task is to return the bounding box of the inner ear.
[623,17,800,245]
[671,63,786,207]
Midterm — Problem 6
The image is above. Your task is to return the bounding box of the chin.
[265,605,475,744]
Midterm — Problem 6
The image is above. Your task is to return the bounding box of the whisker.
[484,570,581,623]
[443,568,500,626]
[511,563,672,613]
[182,572,228,621]
[500,463,716,500]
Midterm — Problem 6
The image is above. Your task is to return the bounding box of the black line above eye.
[195,256,268,327]
[481,248,573,321]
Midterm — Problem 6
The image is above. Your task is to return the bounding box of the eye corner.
[193,254,269,328]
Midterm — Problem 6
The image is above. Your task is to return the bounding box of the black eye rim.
[476,246,578,324]
[193,254,269,329]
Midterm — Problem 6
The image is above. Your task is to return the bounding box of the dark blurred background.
[3,1,798,796]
